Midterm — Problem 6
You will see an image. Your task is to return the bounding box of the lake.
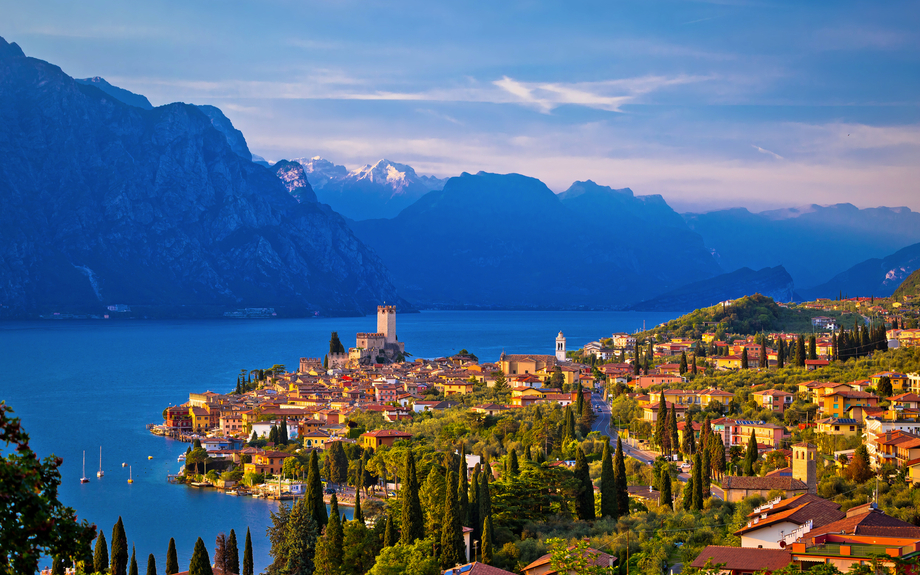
[0,310,678,572]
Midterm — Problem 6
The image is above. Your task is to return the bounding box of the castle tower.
[792,442,817,494]
[378,305,397,344]
[555,331,567,362]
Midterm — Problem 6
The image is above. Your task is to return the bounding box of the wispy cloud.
[752,144,783,159]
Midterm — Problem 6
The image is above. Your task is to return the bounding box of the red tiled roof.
[807,508,920,541]
[443,562,516,575]
[722,476,808,491]
[691,546,790,572]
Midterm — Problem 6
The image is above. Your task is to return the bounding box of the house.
[890,392,920,410]
[521,546,615,575]
[753,389,794,414]
[871,371,909,392]
[804,360,830,371]
[820,390,879,419]
[714,356,744,370]
[472,403,510,416]
[732,421,787,449]
[412,400,459,413]
[301,429,330,449]
[642,401,687,422]
[691,546,791,575]
[720,476,809,503]
[499,353,556,375]
[243,450,295,476]
[815,418,859,437]
[874,431,920,468]
[733,494,844,549]
[441,381,477,395]
[359,429,413,450]
[633,374,685,389]
[627,485,661,506]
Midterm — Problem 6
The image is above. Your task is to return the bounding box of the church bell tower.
[555,331,567,362]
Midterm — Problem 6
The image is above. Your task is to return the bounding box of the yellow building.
[499,353,556,376]
[816,418,860,437]
[359,429,413,450]
[441,381,477,395]
[821,390,879,418]
[714,356,743,370]
[243,450,294,476]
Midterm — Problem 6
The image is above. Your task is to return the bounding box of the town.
[133,291,920,575]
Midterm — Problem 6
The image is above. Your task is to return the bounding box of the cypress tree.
[759,340,768,368]
[777,339,785,368]
[796,336,806,367]
[353,486,363,523]
[319,493,344,575]
[744,430,758,476]
[306,450,328,529]
[94,531,109,575]
[111,516,129,575]
[679,351,688,375]
[809,335,817,360]
[741,348,749,370]
[400,450,424,545]
[130,546,138,575]
[668,405,679,458]
[507,450,519,477]
[655,394,668,450]
[479,469,492,529]
[458,445,470,526]
[146,554,157,575]
[682,472,694,511]
[712,435,726,480]
[574,447,595,520]
[600,440,617,518]
[243,528,253,575]
[383,511,396,547]
[684,421,696,456]
[701,446,712,499]
[563,405,576,443]
[280,416,289,444]
[614,437,628,517]
[481,515,494,565]
[51,557,64,575]
[692,452,704,510]
[226,529,239,575]
[166,538,178,575]
[660,470,673,510]
[440,469,466,568]
[469,464,481,543]
[189,537,213,575]
[691,355,698,376]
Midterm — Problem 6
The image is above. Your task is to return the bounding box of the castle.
[325,306,406,369]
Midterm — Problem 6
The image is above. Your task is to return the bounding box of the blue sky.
[3,0,919,211]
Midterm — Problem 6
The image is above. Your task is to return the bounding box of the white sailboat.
[96,446,104,478]
[127,465,133,484]
[80,451,89,483]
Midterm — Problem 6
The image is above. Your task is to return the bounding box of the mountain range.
[627,266,795,312]
[290,157,447,220]
[797,242,920,300]
[0,36,403,318]
[348,173,722,308]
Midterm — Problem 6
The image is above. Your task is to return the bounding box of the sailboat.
[97,446,104,478]
[80,451,89,483]
[127,465,134,484]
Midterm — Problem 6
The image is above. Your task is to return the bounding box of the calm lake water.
[0,310,677,572]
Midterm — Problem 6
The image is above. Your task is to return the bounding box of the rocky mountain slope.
[291,157,447,220]
[75,76,153,109]
[684,204,920,289]
[797,242,920,300]
[627,266,795,312]
[0,36,403,318]
[348,172,723,308]
[893,269,920,300]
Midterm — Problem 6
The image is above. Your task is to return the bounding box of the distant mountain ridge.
[348,171,723,308]
[627,266,795,311]
[797,242,920,300]
[75,76,153,109]
[289,157,448,220]
[0,36,404,318]
[684,204,920,289]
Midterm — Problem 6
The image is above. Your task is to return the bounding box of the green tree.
[545,537,617,575]
[479,467,492,527]
[458,445,470,526]
[614,437,628,517]
[692,354,698,376]
[481,515,494,565]
[130,546,138,575]
[777,339,785,369]
[844,445,874,483]
[330,331,346,355]
[306,450,328,530]
[701,447,712,499]
[166,537,178,575]
[741,348,749,370]
[809,335,817,361]
[214,533,230,575]
[353,488,363,524]
[189,537,213,575]
[51,556,64,575]
[94,532,109,575]
[400,450,424,545]
[146,553,157,575]
[796,335,806,368]
[668,405,679,458]
[574,447,595,520]
[506,449,520,478]
[660,470,672,510]
[682,472,694,511]
[563,405,576,443]
[227,529,239,575]
[266,498,318,575]
[711,434,726,480]
[440,469,466,569]
[468,464,480,544]
[366,537,440,575]
[691,452,704,510]
[382,512,396,548]
[599,440,616,518]
[743,430,758,476]
[654,394,668,449]
[243,528,253,575]
[679,351,688,375]
[111,517,129,575]
[759,340,768,368]
[0,404,96,574]
[316,493,344,575]
[878,376,893,397]
[324,441,349,486]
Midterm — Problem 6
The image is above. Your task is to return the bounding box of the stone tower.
[555,331,567,362]
[378,305,397,344]
[792,442,817,494]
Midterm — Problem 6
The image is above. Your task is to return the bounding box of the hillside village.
[152,293,920,575]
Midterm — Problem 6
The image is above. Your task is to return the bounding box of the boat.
[80,451,89,484]
[122,462,127,467]
[177,453,186,462]
[127,466,133,484]
[96,446,104,478]
[147,455,153,460]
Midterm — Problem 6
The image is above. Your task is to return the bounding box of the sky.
[2,0,919,212]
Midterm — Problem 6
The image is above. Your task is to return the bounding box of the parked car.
[324,487,336,494]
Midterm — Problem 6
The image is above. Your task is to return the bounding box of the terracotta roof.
[691,546,790,572]
[807,507,920,541]
[522,547,615,574]
[361,429,413,438]
[443,562,516,575]
[721,476,808,491]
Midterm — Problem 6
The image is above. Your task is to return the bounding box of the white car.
[680,462,692,472]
